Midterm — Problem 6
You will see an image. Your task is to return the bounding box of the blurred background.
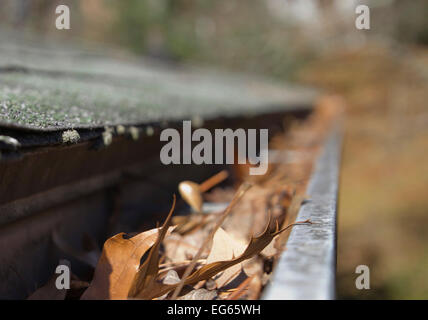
[1,0,427,299]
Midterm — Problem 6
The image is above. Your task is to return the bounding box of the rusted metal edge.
[263,124,342,300]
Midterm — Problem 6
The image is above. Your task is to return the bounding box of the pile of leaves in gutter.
[27,101,340,300]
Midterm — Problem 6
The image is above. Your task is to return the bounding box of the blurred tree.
[0,0,426,78]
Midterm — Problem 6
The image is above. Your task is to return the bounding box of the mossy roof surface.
[0,32,318,132]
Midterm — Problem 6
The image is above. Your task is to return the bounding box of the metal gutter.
[263,124,342,300]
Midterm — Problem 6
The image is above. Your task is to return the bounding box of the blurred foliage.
[107,0,312,79]
[1,0,427,79]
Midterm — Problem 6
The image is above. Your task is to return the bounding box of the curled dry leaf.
[80,228,172,300]
[128,195,177,298]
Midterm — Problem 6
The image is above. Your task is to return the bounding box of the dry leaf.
[177,289,217,300]
[246,274,262,300]
[133,214,299,300]
[163,232,205,263]
[206,228,246,288]
[170,182,252,299]
[128,195,176,298]
[82,195,176,300]
[162,270,181,285]
[80,226,173,300]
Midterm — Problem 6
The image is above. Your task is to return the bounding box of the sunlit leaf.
[133,215,300,299]
[206,227,246,288]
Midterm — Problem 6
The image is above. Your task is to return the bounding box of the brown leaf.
[80,225,173,300]
[245,274,262,300]
[170,182,252,299]
[163,233,204,264]
[133,214,303,300]
[128,195,177,298]
[206,227,246,288]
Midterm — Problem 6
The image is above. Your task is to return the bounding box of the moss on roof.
[0,34,318,132]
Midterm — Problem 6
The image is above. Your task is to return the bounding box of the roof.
[0,31,317,133]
